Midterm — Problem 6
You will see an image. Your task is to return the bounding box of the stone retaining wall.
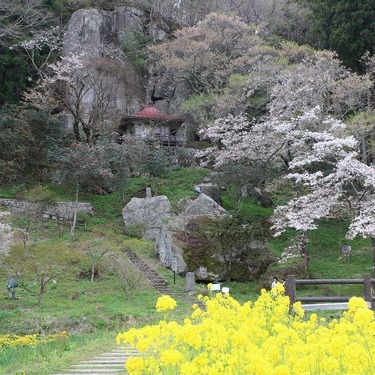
[0,199,94,219]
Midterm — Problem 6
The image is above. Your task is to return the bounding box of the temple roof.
[124,101,184,122]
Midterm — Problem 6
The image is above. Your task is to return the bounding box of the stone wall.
[0,211,13,254]
[0,199,94,219]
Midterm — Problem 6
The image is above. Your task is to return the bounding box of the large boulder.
[182,193,226,217]
[155,193,227,276]
[155,193,275,281]
[194,183,222,204]
[122,195,176,241]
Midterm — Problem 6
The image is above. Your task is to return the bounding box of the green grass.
[0,332,117,375]
[308,220,372,279]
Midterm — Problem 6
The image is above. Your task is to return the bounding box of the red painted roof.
[128,101,183,121]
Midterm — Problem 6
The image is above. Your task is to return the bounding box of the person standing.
[271,277,279,289]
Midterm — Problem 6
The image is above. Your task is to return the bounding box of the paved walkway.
[52,345,138,374]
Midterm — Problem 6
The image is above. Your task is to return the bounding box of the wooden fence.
[285,274,375,311]
[42,212,87,230]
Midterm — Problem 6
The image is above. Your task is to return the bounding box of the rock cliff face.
[62,6,185,133]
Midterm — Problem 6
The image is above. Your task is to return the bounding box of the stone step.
[53,371,124,374]
[54,372,124,374]
[50,347,133,375]
[72,365,124,368]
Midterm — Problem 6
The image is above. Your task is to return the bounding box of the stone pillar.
[146,187,152,199]
[186,272,195,293]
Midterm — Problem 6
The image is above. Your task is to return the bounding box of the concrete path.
[52,345,138,375]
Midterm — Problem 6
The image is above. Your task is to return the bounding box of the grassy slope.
[0,167,373,373]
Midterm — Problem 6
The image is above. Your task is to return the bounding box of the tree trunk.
[91,263,95,283]
[372,237,375,277]
[82,124,92,145]
[71,179,79,238]
[38,279,46,307]
[300,230,310,277]
[73,120,81,142]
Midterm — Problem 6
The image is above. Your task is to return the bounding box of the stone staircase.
[122,248,182,299]
[122,248,205,307]
[52,345,137,374]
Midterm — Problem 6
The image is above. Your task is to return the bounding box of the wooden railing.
[285,274,375,311]
[42,212,87,230]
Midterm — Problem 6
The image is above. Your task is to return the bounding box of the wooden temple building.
[118,101,185,147]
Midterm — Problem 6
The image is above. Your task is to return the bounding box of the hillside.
[0,168,373,373]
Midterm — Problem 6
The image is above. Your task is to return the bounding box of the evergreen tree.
[304,0,375,71]
[0,49,29,107]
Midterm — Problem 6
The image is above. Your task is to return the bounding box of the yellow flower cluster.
[117,288,375,374]
[0,331,70,350]
[155,295,177,312]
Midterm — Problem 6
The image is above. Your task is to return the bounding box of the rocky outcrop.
[155,225,186,274]
[155,193,227,277]
[155,193,275,281]
[62,7,187,133]
[123,191,273,281]
[62,7,147,128]
[122,194,176,241]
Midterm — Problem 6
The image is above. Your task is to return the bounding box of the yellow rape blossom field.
[0,331,70,350]
[117,286,375,375]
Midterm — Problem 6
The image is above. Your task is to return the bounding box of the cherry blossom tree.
[199,50,375,268]
[24,53,123,145]
[148,13,260,122]
[200,51,371,170]
[0,0,52,45]
[271,126,375,268]
[15,26,63,79]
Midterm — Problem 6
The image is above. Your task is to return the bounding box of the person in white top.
[271,277,279,289]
